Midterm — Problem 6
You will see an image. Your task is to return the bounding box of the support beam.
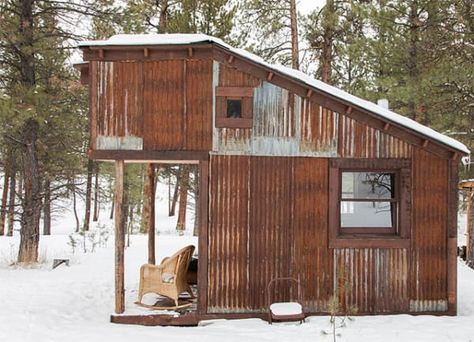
[267,72,274,81]
[422,139,429,148]
[144,48,149,58]
[197,160,209,314]
[383,122,390,131]
[114,160,125,314]
[188,47,193,57]
[228,55,235,64]
[147,164,156,265]
[466,190,472,259]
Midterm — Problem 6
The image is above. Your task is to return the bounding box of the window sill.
[215,117,253,129]
[329,236,410,249]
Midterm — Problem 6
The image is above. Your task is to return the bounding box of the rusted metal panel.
[300,99,338,155]
[410,148,448,311]
[248,156,293,311]
[333,248,409,313]
[292,157,332,312]
[185,59,213,150]
[93,61,143,139]
[207,155,250,312]
[207,155,333,313]
[253,82,297,139]
[338,114,412,158]
[143,60,185,150]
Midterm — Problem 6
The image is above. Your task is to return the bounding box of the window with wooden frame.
[215,87,254,128]
[329,159,411,248]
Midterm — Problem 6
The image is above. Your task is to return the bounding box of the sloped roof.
[78,33,469,155]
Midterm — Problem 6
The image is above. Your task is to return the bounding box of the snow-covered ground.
[1,184,474,342]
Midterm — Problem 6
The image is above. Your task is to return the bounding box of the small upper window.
[340,172,397,233]
[226,99,242,118]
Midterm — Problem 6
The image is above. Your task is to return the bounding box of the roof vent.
[377,99,389,110]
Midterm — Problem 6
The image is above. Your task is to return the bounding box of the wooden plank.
[90,150,209,161]
[114,160,125,314]
[197,159,209,314]
[216,86,254,97]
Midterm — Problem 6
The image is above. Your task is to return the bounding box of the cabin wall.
[90,59,213,151]
[213,64,413,159]
[207,150,450,315]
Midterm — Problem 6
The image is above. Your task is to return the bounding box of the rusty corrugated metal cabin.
[77,34,469,321]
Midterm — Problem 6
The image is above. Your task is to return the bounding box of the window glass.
[226,99,242,118]
[342,172,394,200]
[341,201,396,228]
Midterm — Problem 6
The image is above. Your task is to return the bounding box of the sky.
[299,0,326,15]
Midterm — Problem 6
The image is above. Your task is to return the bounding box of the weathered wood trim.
[216,86,254,97]
[329,238,410,249]
[215,117,253,129]
[89,150,209,161]
[114,160,125,314]
[197,159,209,314]
[212,46,464,159]
[81,45,213,61]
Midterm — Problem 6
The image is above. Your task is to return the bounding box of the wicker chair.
[137,245,195,307]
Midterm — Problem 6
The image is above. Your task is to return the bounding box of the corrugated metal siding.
[208,155,250,312]
[143,60,185,150]
[253,82,296,138]
[292,158,332,312]
[410,148,448,312]
[333,248,409,313]
[185,59,213,150]
[93,61,143,139]
[338,114,412,158]
[208,155,332,313]
[90,59,213,151]
[300,99,338,155]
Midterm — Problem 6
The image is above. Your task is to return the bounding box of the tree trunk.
[42,177,51,235]
[93,162,100,222]
[289,0,299,70]
[140,164,155,234]
[72,182,80,233]
[176,166,190,232]
[83,158,93,231]
[159,0,169,32]
[110,193,115,220]
[169,174,179,216]
[0,153,11,235]
[407,1,420,122]
[7,161,17,237]
[18,118,42,263]
[320,0,334,84]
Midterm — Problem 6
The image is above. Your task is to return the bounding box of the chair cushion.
[162,272,175,283]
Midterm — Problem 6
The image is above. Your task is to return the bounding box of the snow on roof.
[79,34,470,155]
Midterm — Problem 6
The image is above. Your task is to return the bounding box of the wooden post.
[197,159,209,314]
[114,160,125,314]
[466,190,472,259]
[147,164,156,265]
